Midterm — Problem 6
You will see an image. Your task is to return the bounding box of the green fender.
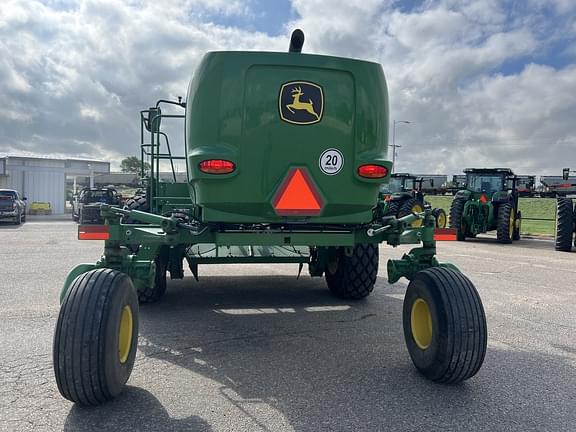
[60,263,98,304]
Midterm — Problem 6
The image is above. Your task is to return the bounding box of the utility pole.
[391,120,411,173]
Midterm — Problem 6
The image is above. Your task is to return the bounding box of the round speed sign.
[319,148,344,175]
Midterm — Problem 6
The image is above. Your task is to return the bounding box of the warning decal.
[272,167,324,216]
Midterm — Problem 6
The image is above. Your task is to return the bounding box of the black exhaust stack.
[289,29,305,53]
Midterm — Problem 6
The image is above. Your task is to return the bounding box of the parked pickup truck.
[71,187,121,224]
[0,189,27,224]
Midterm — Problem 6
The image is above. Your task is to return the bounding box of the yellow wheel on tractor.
[410,298,432,349]
[399,198,424,228]
[403,267,487,383]
[496,203,515,244]
[53,269,139,405]
[432,208,447,229]
[118,305,134,364]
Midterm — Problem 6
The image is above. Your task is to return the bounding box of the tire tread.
[449,199,466,241]
[385,201,401,217]
[325,244,378,300]
[137,254,167,303]
[496,203,513,244]
[555,198,574,252]
[405,267,487,384]
[398,198,423,219]
[53,269,135,405]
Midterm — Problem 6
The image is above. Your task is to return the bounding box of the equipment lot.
[1,221,575,431]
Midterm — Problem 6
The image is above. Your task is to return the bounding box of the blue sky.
[1,0,575,174]
[207,0,296,35]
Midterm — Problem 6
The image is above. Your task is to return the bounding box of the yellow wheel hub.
[436,212,446,229]
[411,298,433,349]
[410,204,424,227]
[118,305,133,364]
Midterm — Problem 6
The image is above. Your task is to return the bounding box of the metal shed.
[0,156,110,214]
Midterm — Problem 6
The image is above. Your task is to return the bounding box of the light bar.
[78,225,110,240]
[433,228,457,241]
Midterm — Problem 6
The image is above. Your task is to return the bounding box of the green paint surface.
[186,51,390,224]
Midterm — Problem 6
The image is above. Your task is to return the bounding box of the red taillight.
[78,225,109,240]
[479,194,488,203]
[199,159,235,174]
[357,164,388,178]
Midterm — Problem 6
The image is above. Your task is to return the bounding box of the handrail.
[159,132,177,182]
[137,100,188,213]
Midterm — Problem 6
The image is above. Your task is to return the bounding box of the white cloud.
[80,106,103,121]
[0,0,283,164]
[288,0,575,175]
[0,0,574,176]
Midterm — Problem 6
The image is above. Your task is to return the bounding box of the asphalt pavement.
[1,220,575,431]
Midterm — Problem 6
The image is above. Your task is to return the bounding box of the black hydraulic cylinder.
[289,29,305,53]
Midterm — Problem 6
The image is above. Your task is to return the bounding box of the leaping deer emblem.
[286,86,320,120]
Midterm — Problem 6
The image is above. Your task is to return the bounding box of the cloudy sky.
[0,0,575,175]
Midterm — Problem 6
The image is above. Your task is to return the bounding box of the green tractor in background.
[379,173,447,228]
[52,30,487,406]
[449,168,521,243]
[554,169,575,252]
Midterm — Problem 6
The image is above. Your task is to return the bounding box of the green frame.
[62,204,457,302]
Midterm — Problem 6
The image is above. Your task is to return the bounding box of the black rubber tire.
[123,195,149,224]
[403,267,487,383]
[512,210,521,241]
[385,200,401,217]
[398,197,423,217]
[449,198,467,241]
[325,244,378,300]
[555,198,574,252]
[432,208,447,229]
[53,269,139,405]
[14,210,21,225]
[574,204,576,248]
[496,203,514,244]
[137,253,168,303]
[398,198,425,228]
[123,194,149,253]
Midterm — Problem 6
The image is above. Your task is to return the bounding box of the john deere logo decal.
[279,81,323,125]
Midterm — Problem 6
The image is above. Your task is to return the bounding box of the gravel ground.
[1,220,575,432]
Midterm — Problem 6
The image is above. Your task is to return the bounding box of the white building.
[0,156,110,214]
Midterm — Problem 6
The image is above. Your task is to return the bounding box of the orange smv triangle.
[273,168,323,216]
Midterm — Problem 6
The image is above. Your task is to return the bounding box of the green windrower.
[53,30,487,406]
